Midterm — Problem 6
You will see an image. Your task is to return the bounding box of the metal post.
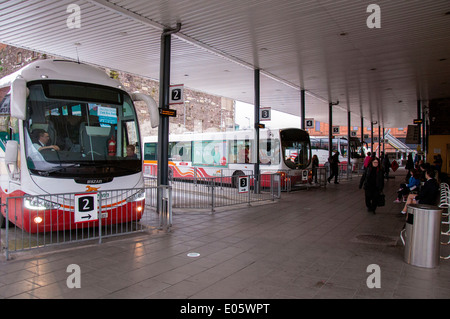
[424,110,428,158]
[347,111,351,179]
[5,198,8,260]
[248,177,252,206]
[328,103,333,160]
[211,184,215,214]
[378,124,381,158]
[361,117,364,154]
[417,100,422,147]
[371,121,374,156]
[254,69,260,194]
[157,24,181,214]
[300,89,305,130]
[168,186,173,228]
[98,193,102,244]
[271,174,274,201]
[422,105,428,158]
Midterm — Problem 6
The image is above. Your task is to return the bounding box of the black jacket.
[415,178,439,205]
[359,166,384,191]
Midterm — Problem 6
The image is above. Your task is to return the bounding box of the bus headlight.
[126,190,145,203]
[24,197,61,211]
[33,216,43,224]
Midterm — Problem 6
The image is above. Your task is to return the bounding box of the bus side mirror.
[5,140,20,180]
[10,77,27,120]
[131,93,159,128]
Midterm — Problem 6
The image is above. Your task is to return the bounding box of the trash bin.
[400,204,442,268]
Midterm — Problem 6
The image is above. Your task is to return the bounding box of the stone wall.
[0,44,235,137]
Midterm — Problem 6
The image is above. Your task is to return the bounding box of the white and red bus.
[142,128,311,187]
[0,59,158,233]
[310,136,366,167]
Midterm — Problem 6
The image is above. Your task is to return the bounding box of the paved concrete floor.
[1,170,450,300]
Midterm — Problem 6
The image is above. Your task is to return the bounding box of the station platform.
[1,169,450,300]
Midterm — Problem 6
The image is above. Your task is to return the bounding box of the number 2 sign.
[169,84,184,105]
[74,193,98,223]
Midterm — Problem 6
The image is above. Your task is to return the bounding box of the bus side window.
[0,93,12,150]
[235,140,251,163]
[228,139,238,164]
[144,143,157,160]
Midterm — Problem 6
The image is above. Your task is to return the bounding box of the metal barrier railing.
[1,173,280,259]
[277,167,327,192]
[1,185,172,260]
[144,173,281,213]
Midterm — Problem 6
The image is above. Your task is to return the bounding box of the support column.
[157,24,181,208]
[361,117,364,156]
[378,124,381,158]
[157,30,172,188]
[347,111,351,179]
[328,103,333,160]
[371,121,374,156]
[254,69,260,194]
[300,89,305,130]
[417,100,422,148]
[424,107,428,159]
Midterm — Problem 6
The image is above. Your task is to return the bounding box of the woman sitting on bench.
[401,168,439,215]
[394,169,421,203]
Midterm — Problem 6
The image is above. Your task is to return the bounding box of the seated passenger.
[126,144,137,159]
[394,169,421,203]
[401,168,439,215]
[32,129,60,152]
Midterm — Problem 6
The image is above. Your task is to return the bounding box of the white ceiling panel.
[1,0,449,128]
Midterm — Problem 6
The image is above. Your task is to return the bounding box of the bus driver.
[32,129,60,152]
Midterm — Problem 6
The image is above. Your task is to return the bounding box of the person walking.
[312,154,319,183]
[359,157,384,214]
[327,151,340,184]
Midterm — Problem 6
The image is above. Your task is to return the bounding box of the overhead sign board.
[405,125,420,144]
[169,84,184,105]
[413,119,423,124]
[305,118,314,129]
[74,193,98,223]
[332,126,340,134]
[350,131,358,137]
[238,176,249,193]
[260,107,271,121]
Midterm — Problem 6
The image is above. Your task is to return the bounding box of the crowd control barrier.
[0,185,172,260]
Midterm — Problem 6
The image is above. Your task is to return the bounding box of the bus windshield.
[24,81,141,178]
[280,129,311,169]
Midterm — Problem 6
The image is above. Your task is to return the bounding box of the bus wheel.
[232,170,245,188]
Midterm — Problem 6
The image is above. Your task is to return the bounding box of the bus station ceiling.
[1,0,449,128]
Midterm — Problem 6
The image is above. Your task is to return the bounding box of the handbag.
[377,193,385,207]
